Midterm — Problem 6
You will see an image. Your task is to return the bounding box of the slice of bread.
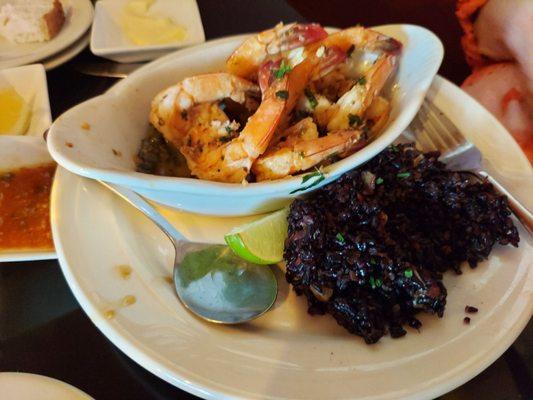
[0,0,66,43]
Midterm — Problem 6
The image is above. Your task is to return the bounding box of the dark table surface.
[0,1,531,399]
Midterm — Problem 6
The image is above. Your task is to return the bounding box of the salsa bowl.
[47,24,443,216]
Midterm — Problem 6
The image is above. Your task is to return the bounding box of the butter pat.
[120,0,187,46]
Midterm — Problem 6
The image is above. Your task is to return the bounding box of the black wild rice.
[284,143,519,344]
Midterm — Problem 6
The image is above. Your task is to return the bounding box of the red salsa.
[0,163,56,250]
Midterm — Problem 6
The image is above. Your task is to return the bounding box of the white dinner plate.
[50,75,533,399]
[0,136,56,262]
[0,0,94,69]
[0,373,93,400]
[42,30,90,71]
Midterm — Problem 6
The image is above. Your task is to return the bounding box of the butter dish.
[90,0,205,62]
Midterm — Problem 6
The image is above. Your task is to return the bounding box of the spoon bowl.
[101,182,278,324]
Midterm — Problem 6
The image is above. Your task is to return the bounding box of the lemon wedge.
[0,85,32,135]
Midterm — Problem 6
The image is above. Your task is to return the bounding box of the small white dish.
[0,136,56,262]
[90,0,205,63]
[0,373,93,400]
[42,31,90,70]
[48,24,444,216]
[0,64,52,137]
[0,0,94,69]
[50,76,533,400]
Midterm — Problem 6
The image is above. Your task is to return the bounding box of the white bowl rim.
[49,24,444,196]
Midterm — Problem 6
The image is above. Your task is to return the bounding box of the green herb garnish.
[276,90,289,100]
[390,144,399,152]
[348,113,363,127]
[397,172,411,179]
[356,76,367,85]
[289,168,326,194]
[225,126,233,133]
[369,276,376,289]
[301,168,323,184]
[336,233,345,244]
[346,44,355,57]
[274,59,292,79]
[304,87,318,109]
[404,269,414,278]
[375,278,383,287]
[376,177,384,185]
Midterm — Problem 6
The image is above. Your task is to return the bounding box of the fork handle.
[478,171,533,236]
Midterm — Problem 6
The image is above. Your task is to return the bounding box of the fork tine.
[420,103,451,149]
[423,100,468,147]
[409,113,437,152]
[417,103,451,152]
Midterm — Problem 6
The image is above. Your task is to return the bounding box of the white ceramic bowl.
[47,24,443,216]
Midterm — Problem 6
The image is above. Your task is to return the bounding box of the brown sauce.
[0,163,56,251]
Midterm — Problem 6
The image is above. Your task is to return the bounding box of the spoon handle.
[99,181,185,245]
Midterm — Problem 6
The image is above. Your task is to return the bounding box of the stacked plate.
[0,0,94,70]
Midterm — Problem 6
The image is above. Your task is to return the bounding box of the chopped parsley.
[301,168,323,184]
[356,76,367,85]
[404,269,414,278]
[304,88,318,109]
[335,232,345,244]
[346,44,355,57]
[369,276,377,289]
[289,168,326,194]
[274,59,292,79]
[275,90,289,100]
[376,177,384,185]
[220,128,238,143]
[390,144,399,152]
[348,113,363,127]
[397,172,411,179]
[375,278,383,287]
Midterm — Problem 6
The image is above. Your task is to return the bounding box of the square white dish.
[90,0,205,63]
[0,136,56,262]
[0,64,52,137]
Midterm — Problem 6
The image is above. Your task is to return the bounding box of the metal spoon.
[101,182,278,324]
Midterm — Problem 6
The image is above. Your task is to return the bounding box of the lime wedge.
[225,208,289,265]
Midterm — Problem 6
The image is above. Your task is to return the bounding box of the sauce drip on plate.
[0,163,56,250]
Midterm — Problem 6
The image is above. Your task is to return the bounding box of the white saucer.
[50,76,533,399]
[42,30,90,70]
[0,0,93,69]
[0,373,93,400]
